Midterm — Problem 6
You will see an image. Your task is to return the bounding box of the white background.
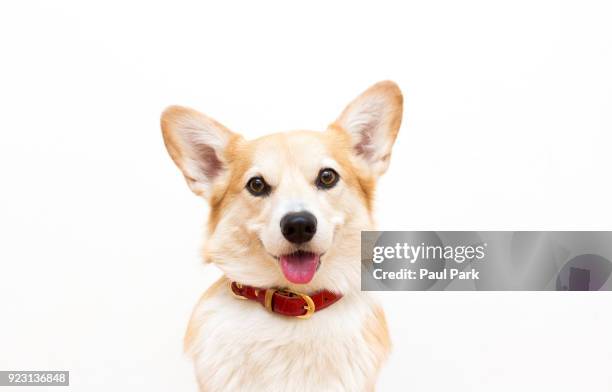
[1,1,611,391]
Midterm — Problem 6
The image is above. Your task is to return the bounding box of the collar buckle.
[265,288,316,319]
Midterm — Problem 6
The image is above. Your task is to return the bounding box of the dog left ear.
[331,81,403,177]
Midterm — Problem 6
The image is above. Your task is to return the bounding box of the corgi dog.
[161,81,403,391]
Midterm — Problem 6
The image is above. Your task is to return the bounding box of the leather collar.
[229,281,342,319]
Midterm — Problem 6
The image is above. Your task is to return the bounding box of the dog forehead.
[248,131,332,174]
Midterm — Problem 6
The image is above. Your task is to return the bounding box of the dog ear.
[331,81,403,177]
[161,106,240,198]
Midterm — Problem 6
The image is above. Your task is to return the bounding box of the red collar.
[229,281,342,319]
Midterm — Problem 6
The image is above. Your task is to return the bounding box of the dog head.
[161,81,402,293]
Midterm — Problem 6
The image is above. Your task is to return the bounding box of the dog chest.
[187,291,386,391]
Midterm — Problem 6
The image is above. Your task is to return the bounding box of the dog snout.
[280,211,317,244]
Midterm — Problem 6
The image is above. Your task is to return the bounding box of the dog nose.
[280,211,317,244]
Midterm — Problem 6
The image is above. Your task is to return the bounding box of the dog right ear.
[161,106,240,198]
[331,81,403,178]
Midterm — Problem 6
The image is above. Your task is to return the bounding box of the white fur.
[187,285,383,392]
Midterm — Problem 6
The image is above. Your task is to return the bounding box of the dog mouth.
[276,250,321,284]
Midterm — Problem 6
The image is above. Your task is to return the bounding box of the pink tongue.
[279,252,320,284]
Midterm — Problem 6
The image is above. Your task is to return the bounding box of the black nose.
[280,211,317,244]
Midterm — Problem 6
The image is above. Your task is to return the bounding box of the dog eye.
[246,176,271,196]
[316,168,339,189]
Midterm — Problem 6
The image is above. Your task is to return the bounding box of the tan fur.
[362,304,392,373]
[326,125,378,211]
[162,81,403,391]
[207,139,254,234]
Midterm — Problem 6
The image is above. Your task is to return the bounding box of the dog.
[161,81,403,391]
